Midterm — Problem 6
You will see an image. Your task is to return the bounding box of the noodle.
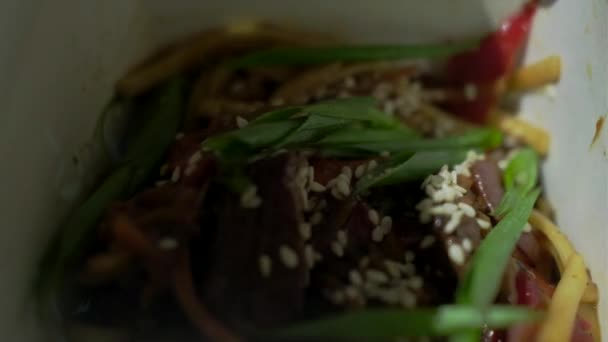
[530,210,598,303]
[509,56,561,92]
[497,115,551,156]
[537,254,587,342]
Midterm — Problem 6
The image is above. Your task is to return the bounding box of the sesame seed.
[355,164,366,178]
[184,164,197,176]
[384,260,402,278]
[444,211,464,234]
[349,270,363,286]
[342,166,353,180]
[175,132,184,140]
[337,230,348,246]
[457,202,476,218]
[379,289,400,304]
[408,276,423,290]
[259,255,272,277]
[344,286,359,299]
[523,222,532,233]
[380,150,391,158]
[158,237,178,250]
[366,270,389,284]
[476,218,491,229]
[399,291,416,308]
[336,179,351,197]
[310,181,326,192]
[404,251,415,263]
[331,291,345,304]
[337,173,351,183]
[297,166,309,185]
[344,77,356,88]
[155,180,168,187]
[420,235,436,249]
[308,166,315,184]
[188,151,203,165]
[304,245,315,268]
[271,98,285,106]
[448,244,465,265]
[310,212,323,225]
[299,223,312,240]
[368,209,380,225]
[241,186,262,208]
[331,187,344,200]
[380,216,392,233]
[331,241,344,257]
[367,160,378,171]
[171,167,181,183]
[160,164,169,176]
[464,83,478,101]
[372,227,384,242]
[402,263,416,276]
[462,238,473,252]
[279,245,299,269]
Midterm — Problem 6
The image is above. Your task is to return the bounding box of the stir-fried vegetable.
[227,42,479,68]
[268,305,541,339]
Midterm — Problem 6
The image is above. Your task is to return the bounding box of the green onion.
[356,150,468,192]
[203,120,303,151]
[494,148,539,217]
[278,115,349,147]
[318,126,418,146]
[267,305,541,339]
[227,42,479,68]
[456,189,540,308]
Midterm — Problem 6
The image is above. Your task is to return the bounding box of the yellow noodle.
[529,210,598,304]
[509,55,561,92]
[537,253,587,342]
[497,115,551,156]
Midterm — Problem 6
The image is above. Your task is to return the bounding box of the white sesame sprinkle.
[444,211,464,234]
[448,244,466,265]
[175,132,184,140]
[523,222,532,233]
[372,227,384,242]
[408,276,424,290]
[342,166,353,180]
[160,164,169,176]
[355,164,366,178]
[344,77,356,89]
[331,241,344,257]
[402,263,416,276]
[331,187,344,200]
[366,270,389,284]
[241,185,262,208]
[367,160,378,171]
[462,238,473,252]
[458,202,476,218]
[380,150,391,158]
[279,245,299,269]
[344,286,359,299]
[384,260,402,278]
[184,164,197,176]
[420,235,436,249]
[158,237,178,250]
[337,230,348,246]
[349,270,363,286]
[299,223,312,240]
[429,203,458,215]
[476,218,491,230]
[336,179,351,197]
[171,166,181,183]
[464,83,478,101]
[259,255,272,277]
[188,151,203,165]
[399,291,417,308]
[304,245,315,268]
[310,211,323,225]
[405,251,415,263]
[380,216,393,233]
[308,166,315,185]
[368,209,380,225]
[310,181,326,192]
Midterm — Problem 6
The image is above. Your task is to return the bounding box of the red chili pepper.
[445,2,537,122]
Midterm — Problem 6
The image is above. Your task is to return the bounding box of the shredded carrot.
[174,249,240,342]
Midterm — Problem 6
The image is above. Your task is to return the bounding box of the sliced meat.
[201,153,308,332]
[470,159,504,213]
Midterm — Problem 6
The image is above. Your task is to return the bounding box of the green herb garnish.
[268,305,541,339]
[494,148,539,217]
[227,42,478,68]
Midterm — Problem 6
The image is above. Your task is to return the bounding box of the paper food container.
[0,0,605,340]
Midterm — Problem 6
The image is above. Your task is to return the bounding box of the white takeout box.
[1,0,606,340]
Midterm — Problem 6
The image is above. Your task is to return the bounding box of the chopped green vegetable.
[203,120,303,151]
[267,305,541,339]
[456,189,540,308]
[318,126,418,146]
[35,78,187,309]
[278,115,349,147]
[227,42,479,68]
[494,148,539,217]
[356,150,468,192]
